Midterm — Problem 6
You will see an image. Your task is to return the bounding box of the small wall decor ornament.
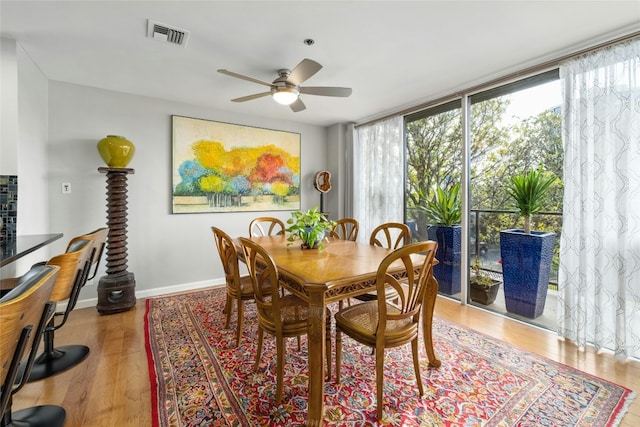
[97,135,135,168]
[314,171,332,193]
[314,170,332,213]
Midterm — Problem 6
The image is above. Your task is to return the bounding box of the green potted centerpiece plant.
[419,182,462,295]
[286,206,336,250]
[500,168,557,318]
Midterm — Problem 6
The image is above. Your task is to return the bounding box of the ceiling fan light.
[272,88,299,105]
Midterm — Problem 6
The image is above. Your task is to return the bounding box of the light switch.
[62,182,72,194]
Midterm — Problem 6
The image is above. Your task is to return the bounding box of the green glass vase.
[97,135,135,168]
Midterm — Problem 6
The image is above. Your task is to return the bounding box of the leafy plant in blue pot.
[419,182,462,295]
[286,206,336,250]
[500,168,557,318]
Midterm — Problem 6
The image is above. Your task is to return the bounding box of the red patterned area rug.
[145,287,635,426]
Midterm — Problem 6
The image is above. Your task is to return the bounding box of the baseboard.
[71,278,226,310]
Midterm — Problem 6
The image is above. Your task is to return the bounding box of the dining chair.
[249,217,285,237]
[369,222,411,250]
[26,238,93,382]
[0,264,66,427]
[212,226,271,347]
[65,227,108,285]
[329,218,360,310]
[238,237,332,402]
[334,240,438,421]
[329,218,359,241]
[353,222,412,303]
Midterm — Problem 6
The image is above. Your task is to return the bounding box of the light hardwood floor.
[11,292,639,426]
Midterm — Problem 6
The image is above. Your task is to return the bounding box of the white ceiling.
[2,1,639,127]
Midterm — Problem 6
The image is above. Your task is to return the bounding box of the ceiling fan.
[217,58,352,112]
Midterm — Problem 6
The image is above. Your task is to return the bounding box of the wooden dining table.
[243,235,441,426]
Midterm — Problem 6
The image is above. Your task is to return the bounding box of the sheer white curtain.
[558,38,640,360]
[353,116,404,242]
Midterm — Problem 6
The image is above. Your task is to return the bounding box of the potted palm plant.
[419,182,462,295]
[500,168,557,318]
[285,206,336,249]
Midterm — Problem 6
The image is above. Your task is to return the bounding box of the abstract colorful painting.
[172,116,300,213]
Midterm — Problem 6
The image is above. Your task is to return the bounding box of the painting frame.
[172,115,301,214]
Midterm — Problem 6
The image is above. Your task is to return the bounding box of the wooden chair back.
[0,265,59,414]
[330,218,359,241]
[66,227,108,281]
[238,237,282,326]
[47,239,92,303]
[376,241,438,327]
[249,217,285,237]
[369,222,411,249]
[212,227,243,297]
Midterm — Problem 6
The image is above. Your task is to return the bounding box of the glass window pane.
[405,101,463,299]
[469,72,563,331]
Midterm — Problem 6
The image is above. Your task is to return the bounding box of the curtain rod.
[355,29,640,129]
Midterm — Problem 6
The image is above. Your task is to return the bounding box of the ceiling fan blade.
[290,98,306,112]
[231,92,271,102]
[299,86,352,97]
[287,59,322,86]
[217,69,273,87]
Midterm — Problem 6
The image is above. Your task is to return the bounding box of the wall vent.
[147,20,190,47]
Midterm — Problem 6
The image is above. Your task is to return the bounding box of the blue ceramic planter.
[499,229,556,318]
[300,227,325,249]
[427,225,461,295]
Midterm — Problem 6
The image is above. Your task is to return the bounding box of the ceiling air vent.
[147,20,190,47]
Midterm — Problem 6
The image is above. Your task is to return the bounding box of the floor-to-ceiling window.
[404,69,564,331]
[467,70,564,330]
[357,34,639,355]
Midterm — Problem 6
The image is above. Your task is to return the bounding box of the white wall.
[0,38,51,279]
[1,38,18,175]
[46,81,329,307]
[17,42,49,237]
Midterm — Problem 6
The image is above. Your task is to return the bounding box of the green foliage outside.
[405,93,564,274]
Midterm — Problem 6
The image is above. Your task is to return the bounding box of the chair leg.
[325,322,331,380]
[254,328,264,372]
[275,335,284,402]
[335,329,342,384]
[235,300,244,347]
[223,293,231,314]
[295,306,301,351]
[411,338,424,396]
[375,344,385,420]
[338,299,351,310]
[224,295,232,328]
